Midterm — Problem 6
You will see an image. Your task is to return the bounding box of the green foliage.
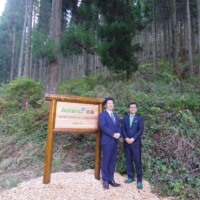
[61,0,98,57]
[62,0,145,78]
[0,78,49,191]
[37,0,52,35]
[171,94,199,111]
[31,31,58,61]
[58,75,97,96]
[61,24,96,56]
[0,175,22,190]
[95,0,144,78]
[0,77,45,111]
[79,153,95,170]
[115,145,126,173]
[0,0,25,82]
[0,102,48,140]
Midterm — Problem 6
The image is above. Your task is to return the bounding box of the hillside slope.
[0,64,200,199]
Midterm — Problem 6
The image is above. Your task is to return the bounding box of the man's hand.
[125,138,131,144]
[130,138,135,143]
[116,133,120,138]
[113,133,120,139]
[125,138,135,144]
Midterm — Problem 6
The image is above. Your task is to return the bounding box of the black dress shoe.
[109,180,121,187]
[103,181,109,189]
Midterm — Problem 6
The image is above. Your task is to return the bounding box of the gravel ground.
[0,169,173,200]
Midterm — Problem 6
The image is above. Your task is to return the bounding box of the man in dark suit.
[121,102,144,189]
[99,97,121,189]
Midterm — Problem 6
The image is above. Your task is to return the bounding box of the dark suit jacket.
[121,114,144,147]
[99,111,121,145]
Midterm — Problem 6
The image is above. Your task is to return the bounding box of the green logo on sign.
[61,107,86,114]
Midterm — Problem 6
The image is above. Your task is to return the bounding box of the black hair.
[103,97,114,106]
[128,102,138,108]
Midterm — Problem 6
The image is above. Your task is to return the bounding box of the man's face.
[129,104,138,114]
[105,100,114,111]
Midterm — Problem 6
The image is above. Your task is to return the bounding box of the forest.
[0,0,200,88]
[0,0,200,199]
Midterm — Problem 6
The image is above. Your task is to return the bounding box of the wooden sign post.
[43,94,104,184]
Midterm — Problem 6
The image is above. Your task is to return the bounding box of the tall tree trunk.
[166,20,170,60]
[59,53,64,82]
[30,2,37,78]
[32,59,37,80]
[153,3,157,76]
[30,52,33,77]
[73,55,75,79]
[180,20,183,60]
[159,24,163,59]
[197,0,200,73]
[182,20,186,61]
[171,0,180,76]
[46,0,62,93]
[186,0,194,74]
[85,50,90,76]
[168,19,172,59]
[42,59,47,84]
[18,0,28,77]
[177,21,181,57]
[145,29,150,63]
[23,0,34,77]
[140,32,144,61]
[92,54,95,75]
[39,59,43,81]
[93,33,97,75]
[75,55,79,77]
[14,39,19,77]
[153,22,157,76]
[163,20,167,68]
[184,20,188,61]
[191,16,196,65]
[10,28,16,82]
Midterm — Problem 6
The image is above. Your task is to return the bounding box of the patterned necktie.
[111,113,116,124]
[130,115,134,127]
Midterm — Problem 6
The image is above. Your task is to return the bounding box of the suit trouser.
[124,143,142,182]
[102,142,117,182]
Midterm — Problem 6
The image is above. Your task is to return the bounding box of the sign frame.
[43,94,104,184]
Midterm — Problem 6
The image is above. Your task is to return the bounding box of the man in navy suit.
[121,102,144,189]
[99,97,121,189]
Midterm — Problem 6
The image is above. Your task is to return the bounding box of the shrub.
[1,77,44,111]
[58,75,97,96]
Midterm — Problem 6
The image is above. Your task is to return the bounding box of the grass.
[0,175,22,190]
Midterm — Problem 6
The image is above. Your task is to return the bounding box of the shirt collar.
[130,114,135,117]
[106,110,113,115]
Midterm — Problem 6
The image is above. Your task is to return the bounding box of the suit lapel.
[105,111,116,125]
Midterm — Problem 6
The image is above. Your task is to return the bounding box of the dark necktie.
[111,113,116,124]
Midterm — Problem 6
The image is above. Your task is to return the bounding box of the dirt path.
[0,169,172,200]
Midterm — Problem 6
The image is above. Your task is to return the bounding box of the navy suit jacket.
[121,114,144,147]
[99,111,121,145]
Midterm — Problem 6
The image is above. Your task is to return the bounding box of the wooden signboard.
[43,94,104,184]
[55,102,99,130]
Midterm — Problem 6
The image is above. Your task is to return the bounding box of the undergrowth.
[59,63,200,199]
[0,64,200,199]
